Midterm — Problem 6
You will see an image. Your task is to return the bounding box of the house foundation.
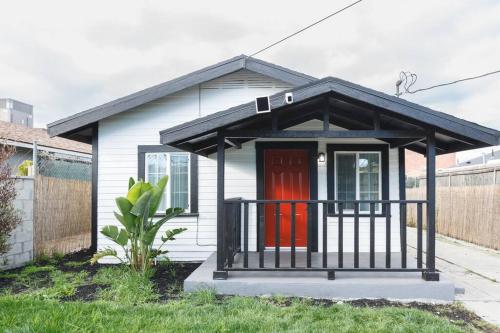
[184,252,455,302]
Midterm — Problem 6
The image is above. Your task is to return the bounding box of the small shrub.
[33,251,65,265]
[33,253,52,265]
[51,251,65,263]
[0,144,22,256]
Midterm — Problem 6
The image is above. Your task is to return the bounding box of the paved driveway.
[407,228,500,326]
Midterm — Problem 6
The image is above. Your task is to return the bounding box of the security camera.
[285,92,293,104]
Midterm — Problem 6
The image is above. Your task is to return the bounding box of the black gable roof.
[160,77,500,155]
[47,55,316,140]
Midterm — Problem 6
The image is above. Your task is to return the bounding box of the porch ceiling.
[160,77,500,156]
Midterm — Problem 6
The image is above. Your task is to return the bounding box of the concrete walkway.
[407,228,500,326]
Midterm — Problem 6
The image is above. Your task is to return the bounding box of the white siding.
[97,70,403,263]
[97,70,292,262]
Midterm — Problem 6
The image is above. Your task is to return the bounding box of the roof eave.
[47,55,316,138]
[159,78,500,148]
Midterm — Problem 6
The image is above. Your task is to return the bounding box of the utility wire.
[248,0,364,58]
[399,69,500,95]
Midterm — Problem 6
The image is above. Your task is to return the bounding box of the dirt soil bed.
[0,249,200,302]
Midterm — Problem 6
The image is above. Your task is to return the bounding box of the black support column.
[423,130,439,281]
[214,133,228,280]
[90,124,98,253]
[398,147,407,268]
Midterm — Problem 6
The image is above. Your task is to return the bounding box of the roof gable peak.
[48,55,316,138]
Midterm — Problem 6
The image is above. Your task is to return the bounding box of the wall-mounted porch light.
[318,152,326,163]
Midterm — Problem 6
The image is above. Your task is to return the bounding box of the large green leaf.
[114,212,125,224]
[128,177,135,190]
[127,181,153,204]
[90,248,120,265]
[161,227,187,242]
[149,175,168,216]
[130,191,153,217]
[101,225,129,247]
[115,197,136,232]
[143,207,184,245]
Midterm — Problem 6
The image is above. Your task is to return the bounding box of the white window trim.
[145,152,191,213]
[333,151,382,214]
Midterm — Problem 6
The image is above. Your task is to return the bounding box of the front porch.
[215,199,436,281]
[185,251,455,301]
[159,77,499,298]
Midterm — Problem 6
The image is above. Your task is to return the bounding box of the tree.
[0,144,22,256]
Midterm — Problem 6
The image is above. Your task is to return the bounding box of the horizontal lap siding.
[97,70,291,262]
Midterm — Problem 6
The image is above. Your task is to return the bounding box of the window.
[335,152,381,213]
[138,146,198,215]
[327,144,388,216]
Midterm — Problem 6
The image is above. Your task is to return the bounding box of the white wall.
[0,177,34,270]
[97,70,403,262]
[97,70,292,262]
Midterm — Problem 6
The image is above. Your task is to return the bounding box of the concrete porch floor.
[184,252,455,301]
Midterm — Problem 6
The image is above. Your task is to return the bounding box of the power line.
[248,0,364,58]
[396,69,500,96]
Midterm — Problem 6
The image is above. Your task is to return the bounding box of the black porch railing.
[218,199,431,280]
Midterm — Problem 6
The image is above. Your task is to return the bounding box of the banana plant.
[91,176,186,273]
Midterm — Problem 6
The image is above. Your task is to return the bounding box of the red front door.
[264,149,310,247]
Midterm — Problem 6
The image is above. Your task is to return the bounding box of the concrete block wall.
[0,177,34,270]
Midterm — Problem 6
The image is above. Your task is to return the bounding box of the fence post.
[32,140,38,177]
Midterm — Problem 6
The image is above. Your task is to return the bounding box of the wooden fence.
[34,175,91,255]
[407,164,500,250]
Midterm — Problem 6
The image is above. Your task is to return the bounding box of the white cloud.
[0,0,498,137]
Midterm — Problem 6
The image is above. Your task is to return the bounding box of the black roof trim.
[160,77,500,147]
[47,55,316,137]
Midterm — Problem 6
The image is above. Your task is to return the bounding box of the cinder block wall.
[0,177,34,270]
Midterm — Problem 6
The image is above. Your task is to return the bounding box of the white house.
[48,55,500,283]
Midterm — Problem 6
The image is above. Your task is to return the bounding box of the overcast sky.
[1,0,499,159]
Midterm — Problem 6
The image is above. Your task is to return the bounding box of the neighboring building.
[405,150,457,177]
[456,147,500,167]
[47,55,500,291]
[0,99,33,128]
[0,120,91,178]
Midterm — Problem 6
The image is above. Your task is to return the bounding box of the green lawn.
[0,294,468,333]
[0,254,484,333]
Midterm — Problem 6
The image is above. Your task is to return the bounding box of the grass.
[0,292,470,333]
[0,254,490,333]
[92,266,159,304]
[29,270,89,300]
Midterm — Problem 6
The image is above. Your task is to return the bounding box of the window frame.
[327,144,389,217]
[138,145,198,217]
[333,151,382,214]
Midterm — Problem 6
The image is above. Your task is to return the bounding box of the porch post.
[423,130,439,281]
[398,147,407,268]
[213,133,228,280]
